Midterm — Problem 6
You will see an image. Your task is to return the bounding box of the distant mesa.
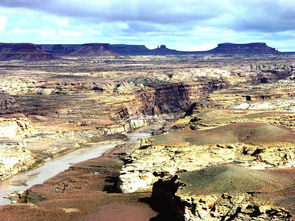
[0,43,56,61]
[110,44,151,55]
[39,42,281,56]
[39,43,151,56]
[52,44,65,51]
[0,42,282,60]
[208,42,280,54]
[71,43,116,56]
[39,44,82,56]
[150,45,182,55]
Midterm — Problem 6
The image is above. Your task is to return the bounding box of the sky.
[0,0,294,51]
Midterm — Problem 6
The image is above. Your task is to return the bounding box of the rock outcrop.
[0,141,35,181]
[0,117,35,180]
[119,122,295,193]
[0,117,34,139]
[151,166,294,220]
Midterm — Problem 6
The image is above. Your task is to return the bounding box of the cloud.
[0,16,7,32]
[0,0,295,33]
[0,0,294,51]
[0,0,226,25]
[11,28,83,42]
[226,0,295,32]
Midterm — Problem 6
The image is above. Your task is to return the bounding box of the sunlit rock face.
[0,142,35,181]
[0,118,34,140]
[0,117,35,180]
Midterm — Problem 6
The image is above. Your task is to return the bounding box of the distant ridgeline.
[38,42,281,56]
[0,42,284,60]
[37,43,183,56]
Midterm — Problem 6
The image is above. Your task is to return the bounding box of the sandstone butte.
[0,43,294,221]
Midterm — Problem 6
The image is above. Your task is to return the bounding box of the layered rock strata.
[0,54,294,220]
[119,122,295,193]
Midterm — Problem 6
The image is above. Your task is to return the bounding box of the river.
[0,130,151,205]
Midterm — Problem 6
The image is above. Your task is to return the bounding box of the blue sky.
[0,0,294,51]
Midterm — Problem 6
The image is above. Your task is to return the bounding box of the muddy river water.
[0,130,151,204]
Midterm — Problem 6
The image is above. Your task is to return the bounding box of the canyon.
[0,46,294,220]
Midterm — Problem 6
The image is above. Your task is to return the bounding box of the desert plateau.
[0,41,293,221]
[0,0,294,220]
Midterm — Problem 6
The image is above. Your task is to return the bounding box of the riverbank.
[0,125,161,221]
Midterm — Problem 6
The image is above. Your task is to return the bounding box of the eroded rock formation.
[0,53,294,220]
[151,166,294,220]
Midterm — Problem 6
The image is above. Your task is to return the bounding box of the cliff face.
[111,80,229,120]
[209,42,279,54]
[0,43,56,60]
